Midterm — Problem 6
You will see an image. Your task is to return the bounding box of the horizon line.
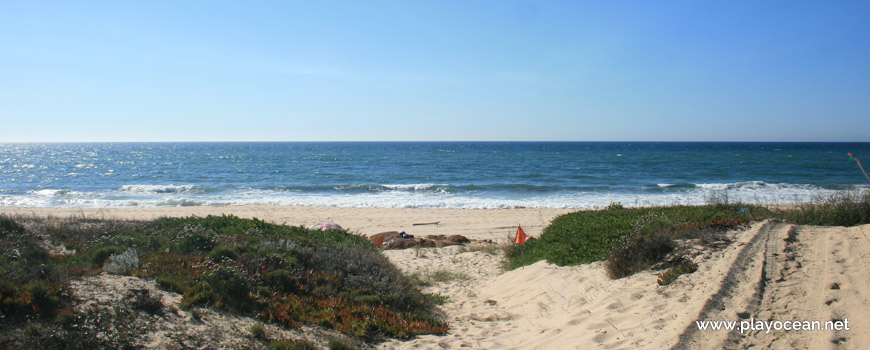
[2,140,870,144]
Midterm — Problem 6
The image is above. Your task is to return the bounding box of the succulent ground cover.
[506,192,870,279]
[0,214,446,349]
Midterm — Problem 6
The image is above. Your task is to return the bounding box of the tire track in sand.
[672,220,783,349]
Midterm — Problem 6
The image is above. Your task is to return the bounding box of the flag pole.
[517,224,526,269]
[851,153,870,183]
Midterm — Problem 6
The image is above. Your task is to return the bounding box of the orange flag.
[515,225,527,245]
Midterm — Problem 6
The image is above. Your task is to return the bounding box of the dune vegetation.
[0,214,446,349]
[505,192,870,279]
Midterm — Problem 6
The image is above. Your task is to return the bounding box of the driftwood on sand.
[412,221,440,226]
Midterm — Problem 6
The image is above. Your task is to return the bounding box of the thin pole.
[521,243,525,269]
[856,157,870,183]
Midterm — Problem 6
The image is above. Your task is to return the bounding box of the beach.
[6,0,870,347]
[3,205,869,349]
[0,205,575,240]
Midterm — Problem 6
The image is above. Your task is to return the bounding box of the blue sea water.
[1,142,868,209]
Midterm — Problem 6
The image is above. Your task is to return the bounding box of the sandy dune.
[381,220,870,350]
[2,206,868,349]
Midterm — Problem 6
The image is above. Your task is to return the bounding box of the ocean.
[1,142,868,209]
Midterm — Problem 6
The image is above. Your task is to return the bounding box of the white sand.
[0,205,573,240]
[4,206,868,349]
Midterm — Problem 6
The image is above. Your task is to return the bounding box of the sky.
[1,1,869,142]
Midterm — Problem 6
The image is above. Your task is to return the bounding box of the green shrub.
[0,280,69,319]
[23,247,50,264]
[265,269,298,293]
[304,245,428,313]
[178,233,215,253]
[425,293,451,305]
[91,246,120,267]
[328,338,351,350]
[606,232,674,279]
[256,285,272,297]
[268,339,318,350]
[201,266,254,310]
[181,281,214,309]
[249,323,267,340]
[0,215,26,239]
[209,245,238,261]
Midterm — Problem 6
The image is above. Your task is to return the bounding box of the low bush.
[178,232,215,253]
[23,247,50,264]
[302,244,430,314]
[774,191,870,226]
[208,245,238,261]
[265,269,299,293]
[606,232,674,279]
[424,293,451,305]
[0,280,70,320]
[268,339,318,350]
[199,266,255,310]
[328,338,351,350]
[249,323,267,340]
[0,215,26,239]
[91,246,120,267]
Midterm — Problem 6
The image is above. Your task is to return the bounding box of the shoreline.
[0,205,577,240]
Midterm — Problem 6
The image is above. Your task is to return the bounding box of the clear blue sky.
[2,1,869,142]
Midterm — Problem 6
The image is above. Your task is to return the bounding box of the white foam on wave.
[28,189,75,197]
[120,184,199,194]
[695,183,731,190]
[695,181,772,190]
[4,183,868,209]
[163,184,866,209]
[6,189,108,207]
[382,183,450,191]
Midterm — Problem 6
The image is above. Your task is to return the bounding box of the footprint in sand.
[607,301,624,310]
